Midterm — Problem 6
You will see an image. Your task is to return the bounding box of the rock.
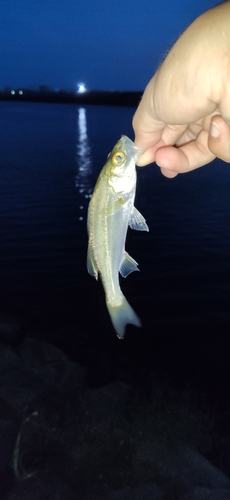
[100,483,163,500]
[0,420,19,471]
[183,486,230,499]
[0,343,51,414]
[17,337,68,367]
[85,381,129,421]
[0,311,22,345]
[0,337,230,500]
[4,474,76,500]
[0,338,86,416]
[134,438,230,499]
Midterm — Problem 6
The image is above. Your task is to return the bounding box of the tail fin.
[106,295,141,339]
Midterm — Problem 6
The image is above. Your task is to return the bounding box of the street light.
[77,83,86,94]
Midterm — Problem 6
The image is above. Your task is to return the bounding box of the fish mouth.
[119,135,142,162]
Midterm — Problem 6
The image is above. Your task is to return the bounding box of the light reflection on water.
[75,107,93,222]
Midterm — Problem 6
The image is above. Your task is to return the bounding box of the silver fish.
[87,135,149,338]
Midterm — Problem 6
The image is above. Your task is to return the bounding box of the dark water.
[0,101,230,410]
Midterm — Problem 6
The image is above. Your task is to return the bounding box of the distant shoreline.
[0,89,142,107]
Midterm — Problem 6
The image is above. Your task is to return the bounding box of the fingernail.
[210,121,221,138]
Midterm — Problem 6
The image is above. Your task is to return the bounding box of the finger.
[133,74,193,166]
[135,124,188,166]
[175,127,199,146]
[161,123,188,147]
[136,137,165,166]
[132,79,165,152]
[208,115,230,162]
[155,129,215,173]
[133,113,164,158]
[160,168,178,178]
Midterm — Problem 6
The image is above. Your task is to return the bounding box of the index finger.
[133,117,188,166]
[132,88,165,151]
[133,84,187,165]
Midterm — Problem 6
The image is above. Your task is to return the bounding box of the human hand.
[133,3,230,178]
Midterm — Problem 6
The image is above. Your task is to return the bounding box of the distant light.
[11,90,15,95]
[18,90,23,95]
[77,83,86,94]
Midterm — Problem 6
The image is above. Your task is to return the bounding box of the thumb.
[208,115,230,162]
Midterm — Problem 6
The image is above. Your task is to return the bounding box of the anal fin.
[119,251,139,278]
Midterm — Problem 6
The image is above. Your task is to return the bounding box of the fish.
[87,135,149,339]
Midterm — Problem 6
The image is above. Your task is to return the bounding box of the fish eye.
[111,151,125,166]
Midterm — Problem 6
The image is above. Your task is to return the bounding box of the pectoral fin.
[87,245,98,280]
[129,206,149,231]
[119,251,139,278]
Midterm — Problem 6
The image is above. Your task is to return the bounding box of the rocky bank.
[0,313,230,500]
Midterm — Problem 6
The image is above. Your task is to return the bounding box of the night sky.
[0,0,221,92]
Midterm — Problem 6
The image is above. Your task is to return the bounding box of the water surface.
[0,101,229,407]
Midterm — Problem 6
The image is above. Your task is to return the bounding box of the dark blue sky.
[0,0,221,91]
